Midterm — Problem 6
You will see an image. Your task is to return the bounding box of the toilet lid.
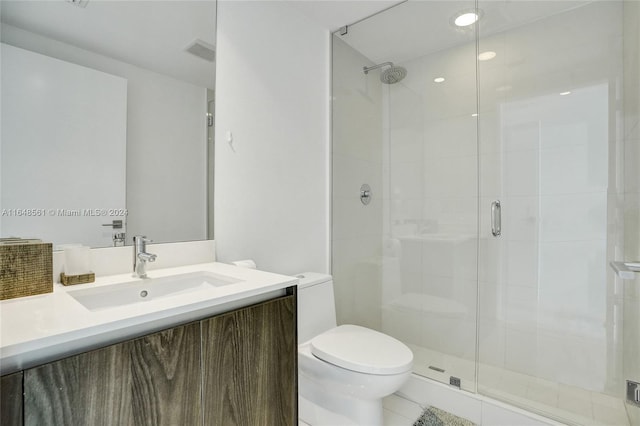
[310,325,413,375]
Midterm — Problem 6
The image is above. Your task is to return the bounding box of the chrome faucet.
[133,235,157,278]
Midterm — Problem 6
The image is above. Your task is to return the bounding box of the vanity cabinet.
[202,294,297,425]
[24,323,202,425]
[1,372,23,426]
[3,293,296,426]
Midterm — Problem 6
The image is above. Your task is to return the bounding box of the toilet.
[296,273,413,426]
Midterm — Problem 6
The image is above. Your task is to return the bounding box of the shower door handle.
[491,200,501,237]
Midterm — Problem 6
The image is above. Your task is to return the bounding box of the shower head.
[363,62,407,84]
[380,66,407,84]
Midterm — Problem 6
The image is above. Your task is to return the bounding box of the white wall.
[214,1,329,275]
[1,25,207,246]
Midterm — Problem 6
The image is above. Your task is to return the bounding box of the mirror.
[0,0,216,249]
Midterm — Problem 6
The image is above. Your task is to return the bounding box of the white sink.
[68,271,241,311]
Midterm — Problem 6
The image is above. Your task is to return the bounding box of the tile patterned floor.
[298,396,422,426]
[383,394,425,426]
[300,395,464,426]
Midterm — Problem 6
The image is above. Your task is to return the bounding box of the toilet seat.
[310,324,413,375]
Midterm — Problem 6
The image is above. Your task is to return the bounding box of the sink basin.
[68,271,241,311]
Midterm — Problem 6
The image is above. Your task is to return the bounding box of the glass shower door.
[476,1,629,424]
[331,0,480,392]
[374,1,480,393]
[382,17,479,391]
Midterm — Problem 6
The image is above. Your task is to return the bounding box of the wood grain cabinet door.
[24,322,201,426]
[1,371,24,426]
[202,295,297,426]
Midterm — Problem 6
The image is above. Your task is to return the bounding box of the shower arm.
[363,62,394,74]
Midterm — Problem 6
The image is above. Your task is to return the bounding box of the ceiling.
[0,0,593,89]
[1,1,217,88]
[335,0,592,64]
[290,0,404,31]
[0,0,404,88]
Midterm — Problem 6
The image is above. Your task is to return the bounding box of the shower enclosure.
[331,1,640,425]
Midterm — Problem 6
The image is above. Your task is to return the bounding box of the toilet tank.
[296,273,337,344]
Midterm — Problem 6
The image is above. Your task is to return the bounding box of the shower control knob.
[360,184,372,205]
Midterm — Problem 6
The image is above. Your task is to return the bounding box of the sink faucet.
[133,235,157,278]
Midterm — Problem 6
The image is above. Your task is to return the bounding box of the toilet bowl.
[296,273,413,425]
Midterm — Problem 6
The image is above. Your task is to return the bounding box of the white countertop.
[0,262,298,375]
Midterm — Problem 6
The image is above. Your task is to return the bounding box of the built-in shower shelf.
[610,261,640,280]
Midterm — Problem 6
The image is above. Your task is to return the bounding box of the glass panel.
[332,0,479,391]
[332,1,636,422]
[622,3,640,425]
[477,1,629,424]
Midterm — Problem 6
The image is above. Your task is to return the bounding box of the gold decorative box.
[0,241,53,300]
[60,272,95,286]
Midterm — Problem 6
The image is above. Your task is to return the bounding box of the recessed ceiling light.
[471,113,478,117]
[455,12,478,26]
[453,9,482,27]
[434,77,445,83]
[560,91,571,96]
[478,51,496,61]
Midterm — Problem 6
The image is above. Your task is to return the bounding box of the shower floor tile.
[410,345,630,426]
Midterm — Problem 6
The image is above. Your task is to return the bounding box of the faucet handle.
[133,235,152,243]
